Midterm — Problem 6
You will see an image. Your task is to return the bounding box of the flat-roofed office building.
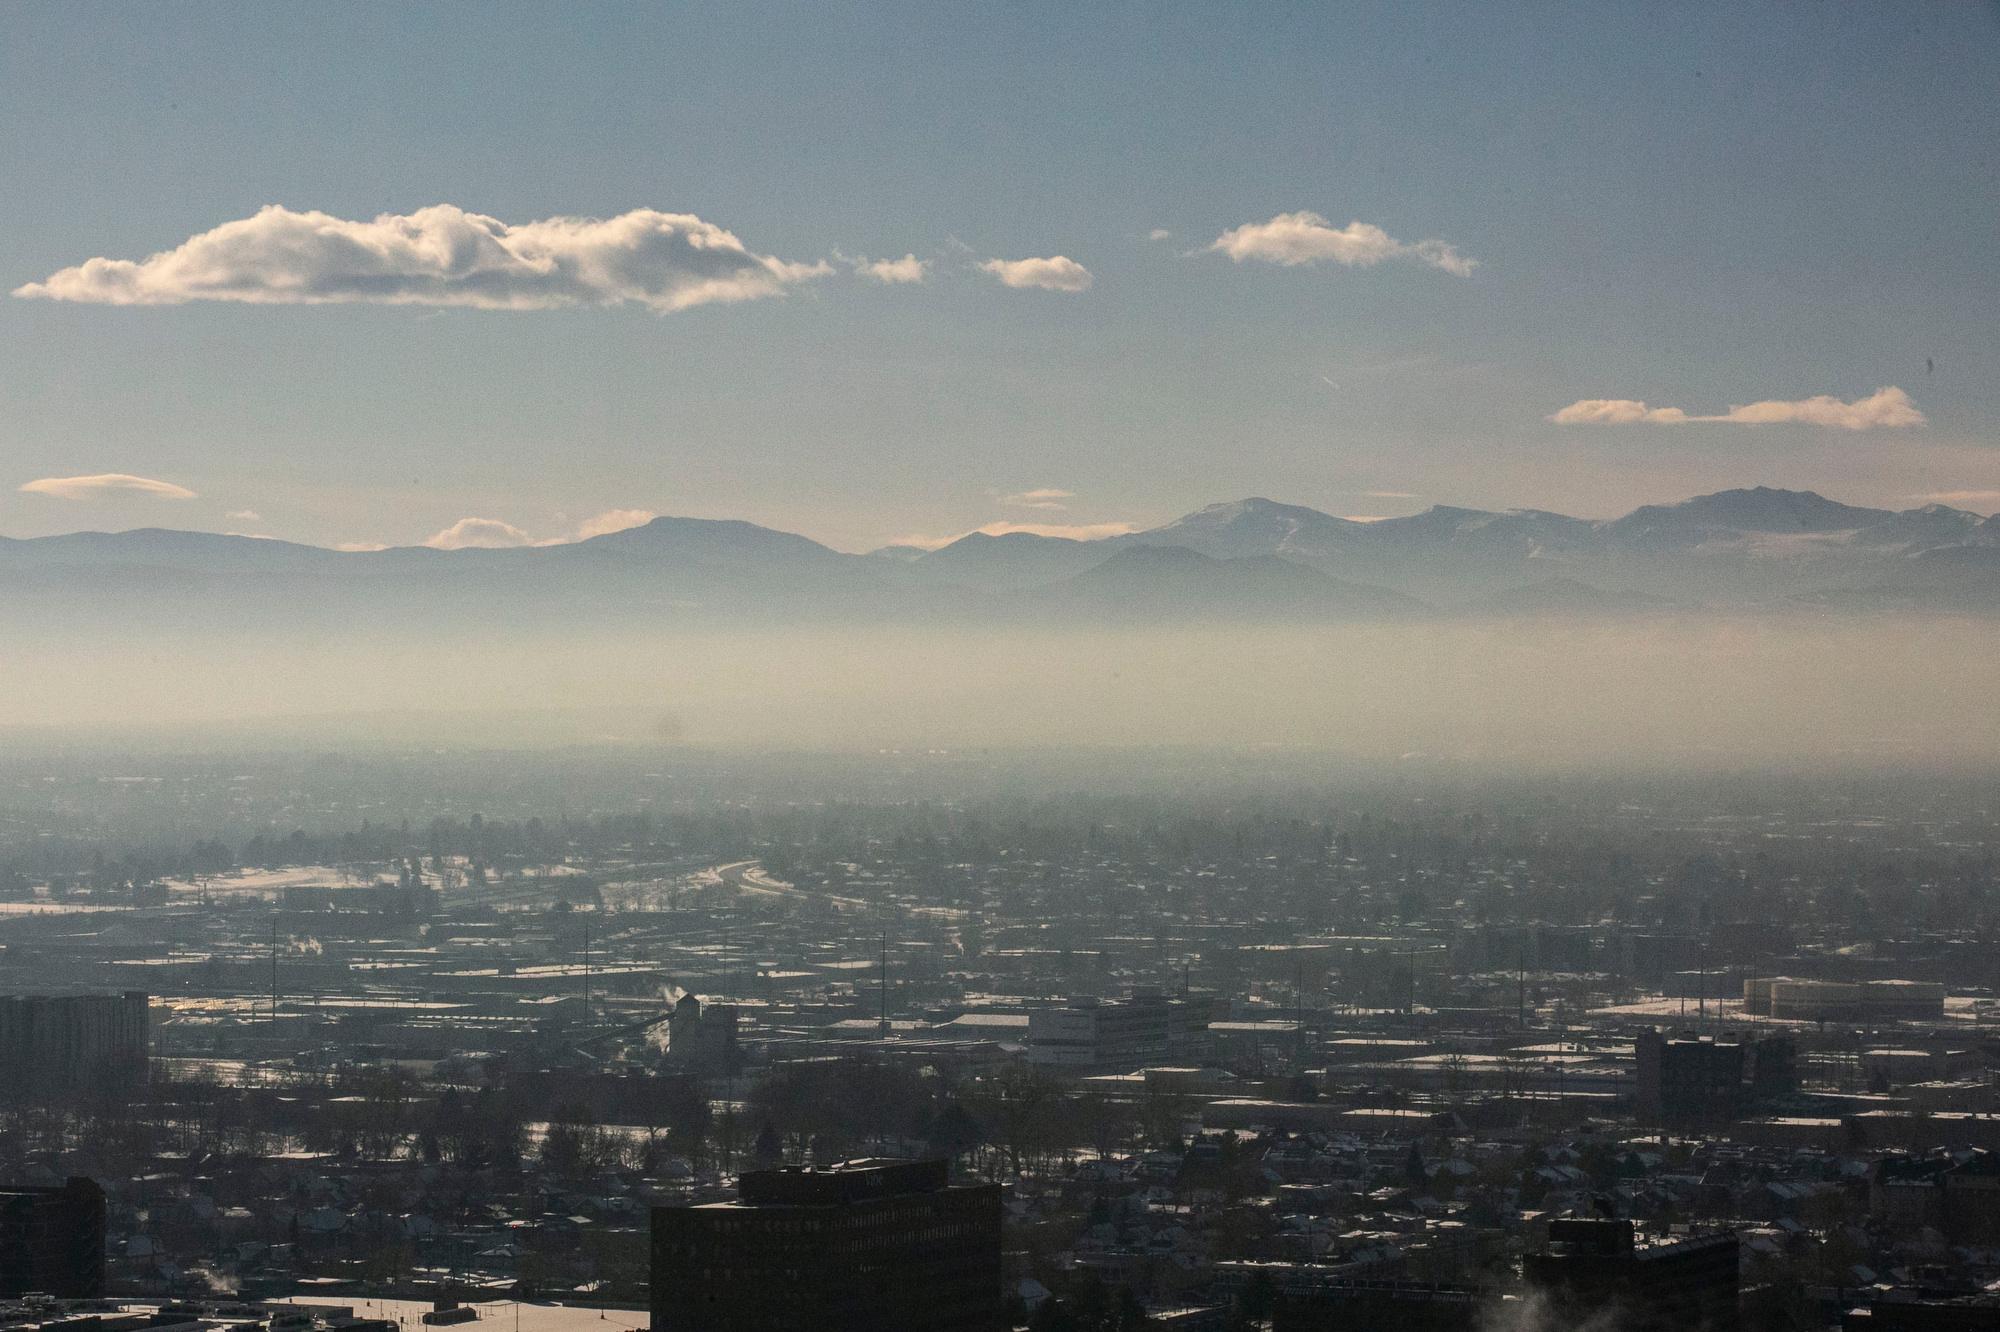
[1525,1218,1738,1332]
[651,1158,1002,1331]
[0,992,149,1102]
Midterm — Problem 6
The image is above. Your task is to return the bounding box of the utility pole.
[582,913,592,1030]
[1295,955,1306,1069]
[1697,935,1706,1029]
[1518,940,1527,1031]
[878,930,889,1035]
[270,916,279,1025]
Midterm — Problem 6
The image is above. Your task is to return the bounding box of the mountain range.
[5,486,1999,629]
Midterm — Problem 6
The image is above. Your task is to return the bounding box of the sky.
[2,2,1997,553]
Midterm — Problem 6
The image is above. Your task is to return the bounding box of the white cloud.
[15,204,831,312]
[979,255,1093,292]
[1147,229,1172,242]
[1550,386,1924,430]
[890,519,1138,550]
[1001,488,1075,511]
[424,517,536,550]
[1548,399,1691,425]
[226,508,262,522]
[1362,490,1421,500]
[1210,211,1476,276]
[19,472,197,500]
[1705,386,1926,429]
[573,508,658,539]
[853,253,928,284]
[335,541,389,553]
[420,508,658,550]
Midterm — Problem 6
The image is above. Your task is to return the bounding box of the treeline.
[4,787,1996,937]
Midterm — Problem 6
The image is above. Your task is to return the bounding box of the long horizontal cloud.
[1551,386,1925,430]
[424,508,658,550]
[979,256,1093,292]
[19,472,197,500]
[1002,488,1075,510]
[1210,211,1476,276]
[15,204,830,312]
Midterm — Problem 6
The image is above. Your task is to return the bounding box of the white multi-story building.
[1026,988,1216,1070]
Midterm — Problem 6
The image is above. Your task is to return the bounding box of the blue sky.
[2,2,1996,551]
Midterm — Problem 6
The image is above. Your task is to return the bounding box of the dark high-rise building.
[1635,1029,1742,1123]
[0,992,149,1103]
[1744,1033,1799,1103]
[1634,1028,1795,1123]
[651,1158,1002,1331]
[1943,1151,2000,1246]
[0,1177,107,1297]
[1524,1218,1738,1332]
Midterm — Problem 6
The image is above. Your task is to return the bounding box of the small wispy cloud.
[1550,386,1925,430]
[1210,211,1476,276]
[1147,229,1172,242]
[421,507,659,550]
[425,517,536,550]
[573,508,657,539]
[15,204,830,313]
[851,253,928,284]
[19,472,197,501]
[1362,490,1421,500]
[335,540,389,553]
[979,255,1093,292]
[890,519,1138,550]
[226,508,262,522]
[1001,488,1075,511]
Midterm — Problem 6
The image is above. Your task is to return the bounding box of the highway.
[712,859,873,911]
[710,859,967,919]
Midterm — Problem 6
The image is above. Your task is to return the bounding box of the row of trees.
[746,1058,1192,1177]
[9,772,1999,940]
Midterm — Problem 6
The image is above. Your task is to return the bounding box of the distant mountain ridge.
[1036,544,1424,619]
[4,486,1998,625]
[1093,485,1999,608]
